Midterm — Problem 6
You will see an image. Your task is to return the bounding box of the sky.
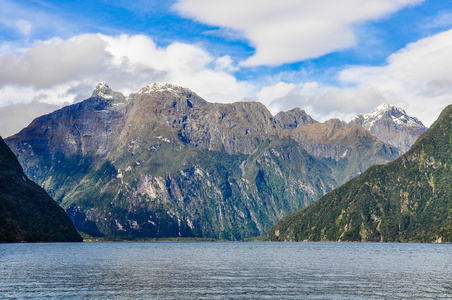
[1,0,452,137]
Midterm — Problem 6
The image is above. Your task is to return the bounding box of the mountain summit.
[351,103,427,153]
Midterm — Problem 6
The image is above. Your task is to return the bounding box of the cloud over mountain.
[0,33,252,136]
[339,28,452,126]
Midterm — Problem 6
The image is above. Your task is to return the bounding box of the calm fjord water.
[1,242,451,299]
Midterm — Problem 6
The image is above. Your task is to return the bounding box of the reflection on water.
[1,242,451,299]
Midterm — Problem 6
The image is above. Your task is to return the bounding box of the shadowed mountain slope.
[0,137,82,243]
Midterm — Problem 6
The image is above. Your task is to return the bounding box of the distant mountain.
[350,104,427,153]
[5,83,404,240]
[0,137,82,243]
[267,104,452,243]
[276,109,400,184]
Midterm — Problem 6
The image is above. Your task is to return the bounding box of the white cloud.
[312,87,389,121]
[0,33,251,101]
[256,81,322,116]
[339,28,452,126]
[215,55,238,73]
[101,34,251,101]
[255,81,386,122]
[0,35,110,88]
[173,0,423,66]
[0,84,78,107]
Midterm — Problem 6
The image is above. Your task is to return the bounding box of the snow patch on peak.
[92,81,113,99]
[374,103,406,116]
[91,82,127,102]
[138,82,185,94]
[353,103,425,129]
[96,81,109,89]
[367,103,400,118]
[375,103,399,111]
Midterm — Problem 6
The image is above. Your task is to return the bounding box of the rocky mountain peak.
[275,108,317,130]
[92,81,113,98]
[353,103,425,129]
[91,82,127,102]
[350,103,427,153]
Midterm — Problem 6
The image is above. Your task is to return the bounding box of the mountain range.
[0,137,82,242]
[5,82,426,240]
[267,104,452,243]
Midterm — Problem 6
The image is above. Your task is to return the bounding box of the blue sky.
[1,0,452,136]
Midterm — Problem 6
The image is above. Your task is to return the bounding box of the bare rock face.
[350,104,427,153]
[125,83,284,155]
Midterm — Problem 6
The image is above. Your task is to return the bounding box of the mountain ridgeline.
[5,82,422,240]
[0,137,82,243]
[267,104,452,243]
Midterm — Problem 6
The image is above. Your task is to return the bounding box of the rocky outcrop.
[0,137,82,243]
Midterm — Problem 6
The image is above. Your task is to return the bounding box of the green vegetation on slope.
[267,104,452,243]
[61,135,335,240]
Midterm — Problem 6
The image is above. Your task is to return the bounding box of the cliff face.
[5,83,404,240]
[267,105,452,243]
[0,137,82,243]
[350,104,427,153]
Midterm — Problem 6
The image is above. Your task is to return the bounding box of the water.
[0,242,451,299]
